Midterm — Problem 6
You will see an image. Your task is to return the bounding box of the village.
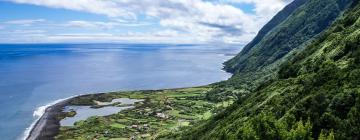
[56,87,234,140]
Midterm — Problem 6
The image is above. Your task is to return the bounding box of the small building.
[156,113,169,119]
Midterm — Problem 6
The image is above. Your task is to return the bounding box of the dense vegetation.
[236,0,307,56]
[57,87,234,139]
[54,0,360,139]
[162,1,360,139]
[224,0,352,86]
[204,0,353,105]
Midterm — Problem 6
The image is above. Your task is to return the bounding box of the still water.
[60,98,143,126]
[0,44,239,139]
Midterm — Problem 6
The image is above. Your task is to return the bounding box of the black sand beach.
[26,100,70,140]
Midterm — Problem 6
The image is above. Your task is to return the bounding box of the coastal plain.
[55,87,233,140]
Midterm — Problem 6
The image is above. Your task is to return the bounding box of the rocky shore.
[26,100,70,140]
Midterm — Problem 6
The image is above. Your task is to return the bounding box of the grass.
[196,111,212,120]
[56,87,233,140]
[215,100,234,108]
[110,123,126,129]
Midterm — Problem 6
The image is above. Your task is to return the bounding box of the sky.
[0,0,293,44]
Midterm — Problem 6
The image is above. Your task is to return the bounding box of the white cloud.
[157,1,257,36]
[0,25,4,30]
[64,21,117,29]
[64,20,152,30]
[6,0,293,44]
[0,30,46,42]
[0,30,203,44]
[12,29,46,34]
[65,21,97,28]
[37,31,201,44]
[4,19,46,26]
[223,0,292,20]
[10,0,136,19]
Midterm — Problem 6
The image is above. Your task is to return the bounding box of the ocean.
[0,44,238,139]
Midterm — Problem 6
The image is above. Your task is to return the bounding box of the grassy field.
[56,87,232,140]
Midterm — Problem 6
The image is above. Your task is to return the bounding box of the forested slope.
[48,0,360,139]
[206,0,353,103]
[224,0,352,86]
[236,0,307,56]
[162,0,360,139]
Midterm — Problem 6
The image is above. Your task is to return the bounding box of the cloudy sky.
[0,0,292,44]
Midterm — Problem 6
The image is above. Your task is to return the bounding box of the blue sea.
[0,44,239,139]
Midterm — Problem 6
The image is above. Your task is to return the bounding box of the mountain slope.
[239,0,307,56]
[224,0,352,81]
[205,0,353,103]
[162,1,360,139]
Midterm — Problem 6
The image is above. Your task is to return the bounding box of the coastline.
[25,99,71,140]
[24,92,142,140]
[50,87,229,139]
[24,85,222,140]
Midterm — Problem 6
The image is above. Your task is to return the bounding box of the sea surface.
[0,44,239,139]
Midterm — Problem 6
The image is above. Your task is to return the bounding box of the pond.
[60,98,143,126]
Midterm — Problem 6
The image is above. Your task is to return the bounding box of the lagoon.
[0,44,239,139]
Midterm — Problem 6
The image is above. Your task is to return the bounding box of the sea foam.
[21,95,79,140]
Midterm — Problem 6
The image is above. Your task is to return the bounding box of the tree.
[318,129,335,140]
[288,120,314,140]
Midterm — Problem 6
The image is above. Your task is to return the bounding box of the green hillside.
[204,0,353,103]
[237,0,307,56]
[224,0,352,86]
[51,0,360,139]
[162,1,360,139]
